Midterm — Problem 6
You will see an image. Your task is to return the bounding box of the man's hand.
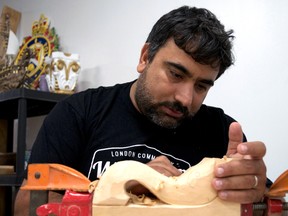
[146,155,182,176]
[212,122,267,203]
[126,156,182,195]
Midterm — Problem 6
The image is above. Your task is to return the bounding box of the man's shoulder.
[78,81,133,96]
[197,104,236,123]
[199,104,225,115]
[66,81,134,102]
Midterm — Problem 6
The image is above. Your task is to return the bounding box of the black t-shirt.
[29,81,240,181]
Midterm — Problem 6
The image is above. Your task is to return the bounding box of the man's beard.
[134,69,194,129]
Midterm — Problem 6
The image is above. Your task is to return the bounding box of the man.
[15,5,268,215]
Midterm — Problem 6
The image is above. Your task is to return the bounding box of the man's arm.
[14,180,29,216]
[14,179,63,216]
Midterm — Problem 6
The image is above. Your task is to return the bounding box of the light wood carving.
[91,157,240,216]
[92,157,232,206]
[92,198,240,216]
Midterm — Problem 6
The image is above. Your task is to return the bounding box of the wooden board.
[1,6,21,34]
[0,6,21,61]
[92,198,241,216]
[0,165,14,174]
[0,120,7,152]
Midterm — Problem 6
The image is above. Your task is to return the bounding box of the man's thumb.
[226,122,243,157]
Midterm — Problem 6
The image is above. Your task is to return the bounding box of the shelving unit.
[0,87,68,215]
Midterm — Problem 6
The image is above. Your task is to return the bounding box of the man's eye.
[170,71,182,79]
[196,84,208,92]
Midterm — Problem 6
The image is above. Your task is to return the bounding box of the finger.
[215,158,266,177]
[147,156,182,176]
[237,142,266,159]
[151,155,171,163]
[217,189,263,203]
[213,175,265,191]
[226,122,243,157]
[127,155,181,195]
[212,175,266,203]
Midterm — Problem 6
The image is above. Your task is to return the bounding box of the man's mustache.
[159,101,189,116]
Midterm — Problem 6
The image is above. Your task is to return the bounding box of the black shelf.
[0,88,68,119]
[0,174,20,186]
[0,87,68,214]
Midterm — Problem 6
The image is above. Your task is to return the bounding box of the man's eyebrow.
[165,61,214,86]
[200,79,214,86]
[165,61,190,75]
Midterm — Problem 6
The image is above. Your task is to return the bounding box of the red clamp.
[241,198,285,216]
[36,190,93,216]
[264,198,283,215]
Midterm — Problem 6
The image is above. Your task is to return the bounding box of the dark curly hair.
[146,6,235,79]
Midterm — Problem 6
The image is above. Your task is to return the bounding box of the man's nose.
[174,84,193,108]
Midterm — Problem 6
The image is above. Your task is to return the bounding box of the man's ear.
[137,43,149,73]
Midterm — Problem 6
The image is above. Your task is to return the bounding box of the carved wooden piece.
[0,47,33,92]
[92,198,240,216]
[0,6,21,61]
[93,157,231,206]
[1,6,21,34]
[92,157,240,215]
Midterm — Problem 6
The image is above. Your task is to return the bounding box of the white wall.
[2,0,287,185]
